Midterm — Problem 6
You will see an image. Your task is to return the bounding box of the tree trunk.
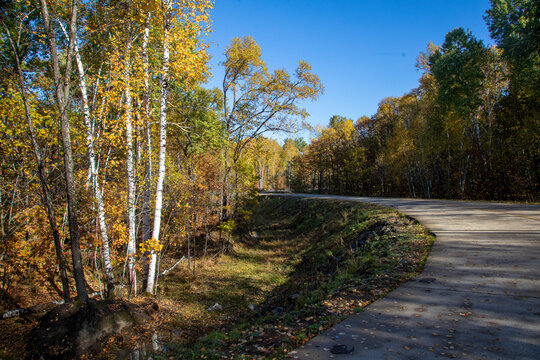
[146,8,170,294]
[220,145,231,222]
[124,26,137,296]
[141,11,152,292]
[39,0,88,302]
[61,21,116,298]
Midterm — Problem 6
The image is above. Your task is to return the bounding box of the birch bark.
[146,4,171,294]
[59,21,116,298]
[141,12,152,292]
[124,26,138,296]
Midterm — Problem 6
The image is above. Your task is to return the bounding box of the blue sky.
[203,0,493,139]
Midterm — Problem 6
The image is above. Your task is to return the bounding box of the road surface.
[266,194,540,360]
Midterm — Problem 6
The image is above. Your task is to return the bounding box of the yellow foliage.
[139,238,164,258]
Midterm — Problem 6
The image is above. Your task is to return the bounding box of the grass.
[160,196,435,359]
[0,196,435,359]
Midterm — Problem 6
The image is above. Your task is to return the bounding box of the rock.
[248,304,258,312]
[330,344,355,354]
[2,308,28,319]
[29,299,137,359]
[207,303,223,311]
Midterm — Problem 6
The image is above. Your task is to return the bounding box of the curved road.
[267,194,540,360]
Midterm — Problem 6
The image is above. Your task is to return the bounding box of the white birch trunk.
[141,12,153,291]
[60,21,116,297]
[124,33,138,295]
[146,9,170,294]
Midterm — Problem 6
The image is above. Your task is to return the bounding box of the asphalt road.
[265,194,540,360]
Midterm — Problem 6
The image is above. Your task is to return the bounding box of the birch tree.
[122,2,137,297]
[145,0,212,294]
[145,0,171,294]
[140,8,152,295]
[56,17,117,298]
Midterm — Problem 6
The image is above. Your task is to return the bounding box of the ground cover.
[162,196,435,359]
[0,196,434,359]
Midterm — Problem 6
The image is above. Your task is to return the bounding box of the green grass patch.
[160,196,435,359]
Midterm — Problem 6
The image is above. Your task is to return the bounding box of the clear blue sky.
[203,0,493,139]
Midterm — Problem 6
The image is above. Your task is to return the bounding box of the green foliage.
[429,28,487,117]
[170,85,225,156]
[218,220,235,233]
[485,0,540,97]
[292,138,307,153]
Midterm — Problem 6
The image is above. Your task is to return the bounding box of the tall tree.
[1,3,70,301]
[221,36,323,214]
[140,7,152,295]
[146,0,172,294]
[39,0,88,302]
[485,0,540,198]
[122,0,137,298]
[57,15,117,298]
[429,28,489,195]
[145,0,212,294]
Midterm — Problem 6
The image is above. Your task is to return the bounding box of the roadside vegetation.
[0,196,434,358]
[163,196,434,359]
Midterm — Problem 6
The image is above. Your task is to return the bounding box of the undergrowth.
[168,196,435,359]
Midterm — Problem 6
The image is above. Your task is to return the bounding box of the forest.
[0,0,324,305]
[0,0,538,358]
[284,8,539,200]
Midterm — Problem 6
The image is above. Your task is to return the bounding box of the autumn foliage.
[288,13,539,201]
[0,0,322,306]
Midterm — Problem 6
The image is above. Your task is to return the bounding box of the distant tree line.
[287,1,539,201]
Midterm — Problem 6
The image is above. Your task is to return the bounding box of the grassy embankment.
[160,195,435,359]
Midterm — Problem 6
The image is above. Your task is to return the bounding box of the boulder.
[28,299,154,359]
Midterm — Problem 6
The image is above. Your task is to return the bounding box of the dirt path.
[273,194,540,359]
